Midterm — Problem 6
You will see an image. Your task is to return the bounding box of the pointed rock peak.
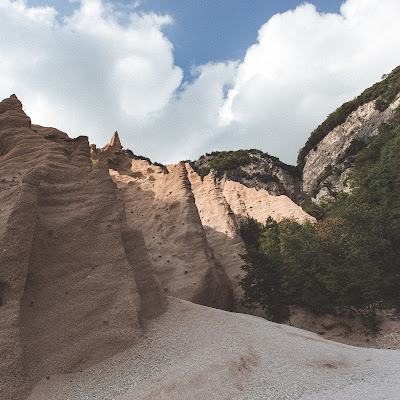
[110,131,122,148]
[101,130,123,154]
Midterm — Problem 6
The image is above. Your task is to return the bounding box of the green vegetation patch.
[248,149,302,178]
[254,172,281,184]
[241,109,400,330]
[207,150,255,177]
[192,149,301,180]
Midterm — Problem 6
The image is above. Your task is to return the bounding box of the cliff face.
[106,147,312,312]
[110,160,235,311]
[185,164,247,304]
[190,85,400,204]
[0,94,317,399]
[302,92,400,201]
[0,95,166,400]
[90,140,315,319]
[192,150,303,203]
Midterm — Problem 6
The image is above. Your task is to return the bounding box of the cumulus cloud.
[0,0,400,165]
[219,0,400,163]
[0,0,182,143]
[139,61,239,162]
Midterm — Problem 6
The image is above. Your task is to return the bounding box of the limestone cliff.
[300,66,400,201]
[302,92,400,200]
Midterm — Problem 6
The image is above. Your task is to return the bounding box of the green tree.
[239,217,289,322]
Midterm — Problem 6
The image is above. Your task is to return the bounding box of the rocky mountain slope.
[191,149,303,203]
[300,66,400,200]
[1,64,400,398]
[0,95,315,399]
[188,68,400,204]
[302,91,400,200]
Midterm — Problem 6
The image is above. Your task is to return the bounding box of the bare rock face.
[0,95,165,400]
[185,163,314,310]
[303,92,400,200]
[192,151,303,203]
[110,160,234,311]
[222,180,315,224]
[101,131,132,171]
[100,133,315,312]
[185,164,246,306]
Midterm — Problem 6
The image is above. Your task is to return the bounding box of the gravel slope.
[29,297,400,400]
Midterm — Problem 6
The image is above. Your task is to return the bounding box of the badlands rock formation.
[108,141,311,309]
[2,94,400,399]
[110,159,234,311]
[221,180,314,224]
[0,95,166,399]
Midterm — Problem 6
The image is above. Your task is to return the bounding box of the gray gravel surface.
[29,297,400,400]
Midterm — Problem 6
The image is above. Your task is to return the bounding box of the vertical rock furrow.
[111,159,234,311]
[0,95,162,399]
[186,163,246,305]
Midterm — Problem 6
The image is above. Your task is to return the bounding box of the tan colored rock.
[111,160,234,311]
[108,145,313,313]
[222,180,315,224]
[192,151,303,203]
[100,131,131,171]
[185,163,246,303]
[0,95,165,400]
[185,165,313,309]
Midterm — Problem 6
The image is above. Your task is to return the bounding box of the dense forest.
[240,108,400,330]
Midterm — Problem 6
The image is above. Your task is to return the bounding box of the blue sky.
[136,0,343,75]
[2,0,400,164]
[28,0,344,77]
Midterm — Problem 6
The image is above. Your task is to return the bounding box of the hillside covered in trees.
[239,107,400,330]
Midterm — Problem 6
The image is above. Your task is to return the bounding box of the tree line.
[240,108,400,330]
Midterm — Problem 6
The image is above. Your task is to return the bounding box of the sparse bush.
[191,149,301,180]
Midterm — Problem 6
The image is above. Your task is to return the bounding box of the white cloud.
[0,0,182,143]
[0,0,400,165]
[138,61,239,162]
[219,0,400,163]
